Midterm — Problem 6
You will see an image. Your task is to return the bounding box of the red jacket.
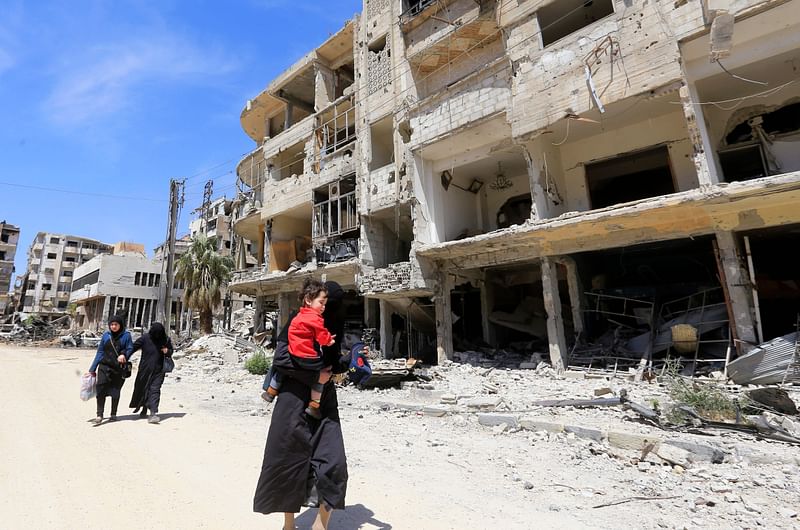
[288,307,333,359]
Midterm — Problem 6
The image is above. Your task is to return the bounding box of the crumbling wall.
[409,60,510,150]
[507,1,684,139]
[359,261,413,294]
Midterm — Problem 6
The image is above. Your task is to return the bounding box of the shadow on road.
[85,412,187,424]
[297,503,392,529]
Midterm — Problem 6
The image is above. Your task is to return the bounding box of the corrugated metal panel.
[727,332,800,385]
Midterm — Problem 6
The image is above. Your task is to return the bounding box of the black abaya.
[253,280,349,514]
[129,331,173,415]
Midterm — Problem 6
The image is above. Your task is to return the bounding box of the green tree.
[175,234,234,334]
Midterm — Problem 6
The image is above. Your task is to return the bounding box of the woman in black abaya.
[129,322,173,424]
[253,281,350,530]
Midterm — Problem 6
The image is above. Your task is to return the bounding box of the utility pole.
[160,178,185,330]
[201,180,213,235]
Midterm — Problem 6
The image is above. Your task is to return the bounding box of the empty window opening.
[49,237,60,244]
[403,0,435,17]
[369,115,394,171]
[364,205,413,268]
[0,251,5,261]
[47,253,57,259]
[726,102,800,145]
[538,0,615,48]
[1,233,9,243]
[135,272,141,285]
[273,141,305,180]
[585,145,675,209]
[718,144,768,183]
[335,64,355,100]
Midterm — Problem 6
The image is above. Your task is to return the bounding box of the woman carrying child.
[253,280,350,530]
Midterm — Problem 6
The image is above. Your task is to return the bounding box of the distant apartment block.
[21,233,113,319]
[0,222,21,312]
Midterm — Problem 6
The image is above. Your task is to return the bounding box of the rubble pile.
[229,306,256,337]
[181,334,252,366]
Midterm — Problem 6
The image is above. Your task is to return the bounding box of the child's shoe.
[304,401,322,420]
[261,387,278,402]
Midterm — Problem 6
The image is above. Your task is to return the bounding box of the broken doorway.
[585,145,676,209]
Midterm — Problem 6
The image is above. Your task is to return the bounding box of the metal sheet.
[726,332,800,385]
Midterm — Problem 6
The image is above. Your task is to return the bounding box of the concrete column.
[715,231,758,351]
[278,292,293,331]
[253,295,267,334]
[257,223,266,267]
[556,256,584,336]
[541,257,568,374]
[379,299,393,358]
[679,83,720,186]
[284,103,294,131]
[314,63,336,111]
[521,142,551,221]
[480,273,495,345]
[434,269,454,364]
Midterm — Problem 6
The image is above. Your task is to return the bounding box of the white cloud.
[44,32,239,125]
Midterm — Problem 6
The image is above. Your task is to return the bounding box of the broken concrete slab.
[564,424,603,443]
[477,413,518,428]
[607,431,662,452]
[423,405,451,417]
[518,417,565,434]
[463,396,503,411]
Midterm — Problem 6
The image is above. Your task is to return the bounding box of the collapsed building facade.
[229,0,800,373]
[0,222,21,314]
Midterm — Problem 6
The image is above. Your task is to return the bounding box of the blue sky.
[0,0,361,287]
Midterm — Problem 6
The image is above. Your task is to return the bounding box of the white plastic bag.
[80,373,96,401]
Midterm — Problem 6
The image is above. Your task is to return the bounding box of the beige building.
[230,0,800,373]
[20,232,113,320]
[0,222,21,313]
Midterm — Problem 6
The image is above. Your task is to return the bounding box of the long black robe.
[253,284,349,514]
[129,333,173,414]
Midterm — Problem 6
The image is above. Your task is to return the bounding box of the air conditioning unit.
[329,182,340,198]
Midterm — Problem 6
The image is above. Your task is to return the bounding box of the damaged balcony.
[415,116,531,245]
[312,175,359,265]
[239,20,355,148]
[315,94,357,180]
[232,148,266,245]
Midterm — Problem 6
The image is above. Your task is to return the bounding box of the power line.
[0,181,167,202]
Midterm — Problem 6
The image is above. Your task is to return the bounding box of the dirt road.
[4,344,797,530]
[0,345,578,530]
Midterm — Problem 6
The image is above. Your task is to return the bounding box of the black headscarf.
[148,322,168,348]
[108,315,126,338]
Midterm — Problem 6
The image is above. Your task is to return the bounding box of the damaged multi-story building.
[19,232,114,320]
[0,222,21,314]
[230,0,800,374]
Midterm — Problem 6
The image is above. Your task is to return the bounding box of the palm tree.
[175,234,234,334]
